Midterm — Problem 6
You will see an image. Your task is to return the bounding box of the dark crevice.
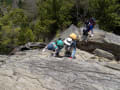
[77,41,120,61]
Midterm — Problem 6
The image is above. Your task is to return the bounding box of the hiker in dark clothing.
[82,17,96,41]
[88,17,96,36]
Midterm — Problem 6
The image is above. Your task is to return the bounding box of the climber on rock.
[42,38,64,57]
[64,33,77,59]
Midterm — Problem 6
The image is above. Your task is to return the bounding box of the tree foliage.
[36,0,74,40]
[0,9,35,54]
[89,0,120,33]
[0,0,120,54]
[0,0,13,5]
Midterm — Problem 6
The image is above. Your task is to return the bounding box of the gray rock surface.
[59,24,80,39]
[93,49,115,60]
[57,25,120,60]
[77,27,120,60]
[0,25,120,90]
[0,49,120,90]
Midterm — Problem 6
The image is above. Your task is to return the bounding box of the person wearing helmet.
[42,38,64,57]
[69,33,77,59]
[64,33,77,59]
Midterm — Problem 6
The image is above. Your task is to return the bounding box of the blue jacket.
[47,42,58,50]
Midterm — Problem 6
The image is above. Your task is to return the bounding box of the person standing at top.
[82,17,96,42]
[88,17,96,36]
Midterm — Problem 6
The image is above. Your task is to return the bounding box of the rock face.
[77,27,120,60]
[0,49,120,90]
[0,25,120,90]
[93,49,115,60]
[58,25,120,60]
[59,24,80,39]
[9,42,46,55]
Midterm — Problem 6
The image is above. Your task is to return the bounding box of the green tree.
[1,8,29,27]
[0,8,35,54]
[0,0,12,6]
[18,0,23,8]
[70,0,90,25]
[36,0,74,40]
[0,25,20,54]
[18,28,35,45]
[89,0,120,33]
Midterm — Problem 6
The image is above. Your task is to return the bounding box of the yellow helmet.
[69,33,77,40]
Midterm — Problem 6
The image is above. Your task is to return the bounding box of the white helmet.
[64,37,72,46]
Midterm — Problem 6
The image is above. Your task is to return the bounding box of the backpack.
[56,40,64,48]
